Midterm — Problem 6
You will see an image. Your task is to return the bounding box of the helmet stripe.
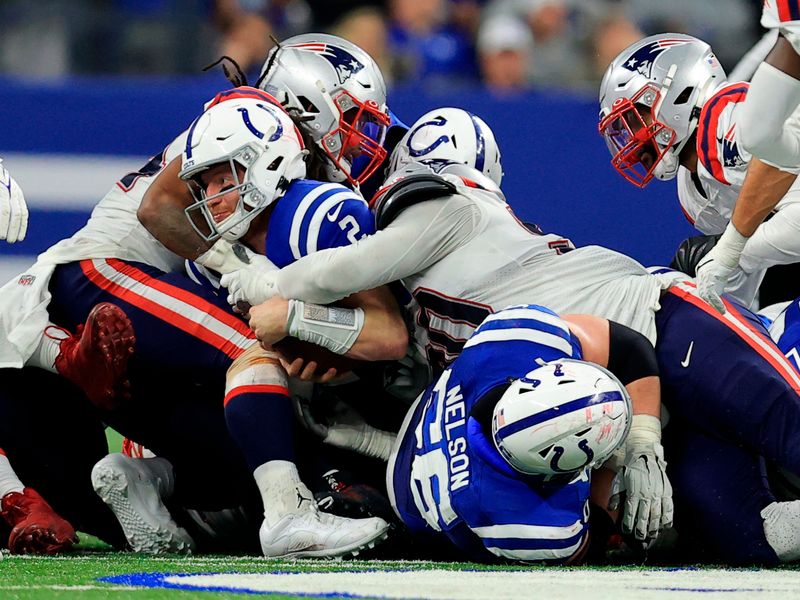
[495,390,626,441]
[184,115,202,161]
[696,83,748,185]
[469,112,486,172]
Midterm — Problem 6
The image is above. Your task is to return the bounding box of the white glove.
[695,222,749,314]
[293,395,396,461]
[383,345,431,403]
[609,415,673,541]
[220,261,279,308]
[0,160,28,243]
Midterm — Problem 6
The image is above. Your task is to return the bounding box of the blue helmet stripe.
[469,112,486,172]
[495,391,626,441]
[184,115,202,160]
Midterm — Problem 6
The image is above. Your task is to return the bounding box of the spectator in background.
[590,10,643,83]
[215,0,274,73]
[482,0,592,89]
[332,7,392,84]
[388,0,478,88]
[476,14,534,92]
[620,0,756,72]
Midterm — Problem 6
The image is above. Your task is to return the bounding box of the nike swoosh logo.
[680,341,694,368]
[326,203,343,221]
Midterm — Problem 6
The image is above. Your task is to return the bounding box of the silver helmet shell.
[258,33,390,187]
[598,33,726,187]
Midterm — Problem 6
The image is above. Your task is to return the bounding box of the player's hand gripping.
[0,159,29,243]
[609,415,673,542]
[220,261,279,308]
[249,296,290,347]
[695,222,748,314]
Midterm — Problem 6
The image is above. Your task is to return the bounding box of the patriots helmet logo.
[720,125,745,168]
[622,38,689,78]
[287,42,365,84]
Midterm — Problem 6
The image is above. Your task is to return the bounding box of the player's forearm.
[731,159,797,237]
[341,288,408,361]
[624,376,660,418]
[138,157,211,260]
[275,197,478,303]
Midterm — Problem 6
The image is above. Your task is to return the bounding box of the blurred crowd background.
[0,0,764,94]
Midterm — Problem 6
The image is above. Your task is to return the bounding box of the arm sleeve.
[739,62,800,168]
[274,194,480,304]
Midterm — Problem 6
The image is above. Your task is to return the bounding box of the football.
[273,336,362,377]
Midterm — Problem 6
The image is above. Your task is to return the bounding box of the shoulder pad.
[372,173,457,230]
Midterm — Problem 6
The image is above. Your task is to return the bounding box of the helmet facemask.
[599,84,678,188]
[321,90,389,187]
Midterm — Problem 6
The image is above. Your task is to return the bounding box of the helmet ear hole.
[296,95,320,114]
[674,86,695,105]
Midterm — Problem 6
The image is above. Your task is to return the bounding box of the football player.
[138,33,408,263]
[0,159,28,244]
[598,33,800,309]
[386,305,663,563]
[0,86,390,557]
[96,91,397,557]
[223,109,800,563]
[694,3,800,312]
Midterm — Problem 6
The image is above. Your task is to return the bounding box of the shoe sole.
[91,460,194,555]
[89,303,135,397]
[268,522,390,560]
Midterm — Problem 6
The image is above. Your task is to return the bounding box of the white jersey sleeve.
[762,0,800,55]
[678,83,752,235]
[274,194,480,304]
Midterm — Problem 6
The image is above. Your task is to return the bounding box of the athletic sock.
[0,450,25,498]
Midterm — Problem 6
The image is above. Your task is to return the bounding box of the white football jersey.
[762,0,800,55]
[400,183,661,368]
[0,132,187,367]
[274,172,663,371]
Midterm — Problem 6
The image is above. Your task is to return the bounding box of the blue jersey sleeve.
[266,179,374,267]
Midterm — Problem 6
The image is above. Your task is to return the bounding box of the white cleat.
[91,453,195,555]
[259,501,389,559]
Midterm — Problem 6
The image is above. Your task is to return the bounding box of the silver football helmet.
[493,360,631,479]
[179,94,307,241]
[389,107,503,187]
[258,33,390,188]
[598,33,726,187]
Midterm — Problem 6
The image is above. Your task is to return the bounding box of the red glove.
[1,488,78,554]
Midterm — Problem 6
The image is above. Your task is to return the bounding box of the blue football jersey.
[769,298,800,373]
[388,304,591,563]
[265,179,375,268]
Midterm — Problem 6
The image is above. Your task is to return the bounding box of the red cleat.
[54,302,135,411]
[1,488,78,554]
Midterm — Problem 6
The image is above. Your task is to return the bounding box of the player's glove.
[220,262,279,308]
[695,222,749,314]
[383,346,431,403]
[609,415,673,542]
[0,159,28,243]
[293,395,397,461]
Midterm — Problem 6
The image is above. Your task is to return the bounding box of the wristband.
[286,299,364,355]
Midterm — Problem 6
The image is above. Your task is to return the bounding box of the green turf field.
[0,433,777,599]
[4,549,800,600]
